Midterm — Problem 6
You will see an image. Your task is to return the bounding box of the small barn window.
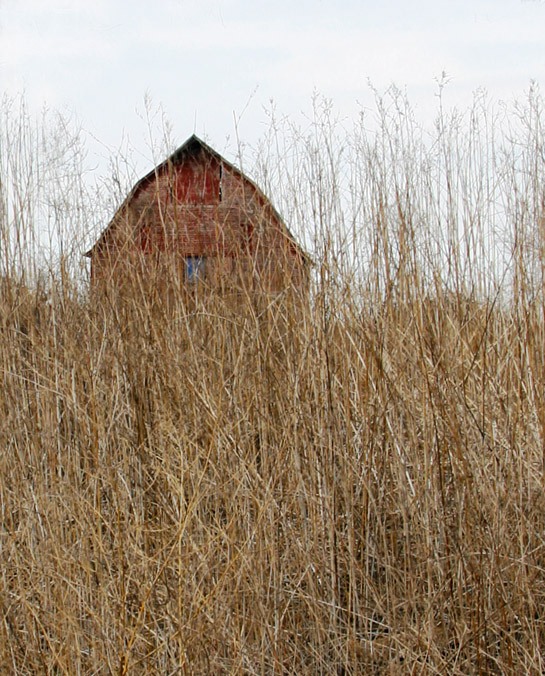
[185,256,206,283]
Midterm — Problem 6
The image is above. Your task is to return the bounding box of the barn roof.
[84,134,309,262]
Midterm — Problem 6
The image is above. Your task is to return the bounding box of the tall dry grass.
[1,88,545,674]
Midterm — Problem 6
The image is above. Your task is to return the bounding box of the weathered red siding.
[86,135,309,293]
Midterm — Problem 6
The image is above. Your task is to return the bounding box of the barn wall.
[90,149,308,293]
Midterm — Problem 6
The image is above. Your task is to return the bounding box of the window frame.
[185,255,206,283]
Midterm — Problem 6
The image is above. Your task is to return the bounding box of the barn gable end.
[85,135,309,293]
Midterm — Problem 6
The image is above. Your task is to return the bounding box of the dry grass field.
[1,89,545,674]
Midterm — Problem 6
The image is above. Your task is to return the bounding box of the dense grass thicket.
[1,89,545,674]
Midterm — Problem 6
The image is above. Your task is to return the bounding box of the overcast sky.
[2,0,545,169]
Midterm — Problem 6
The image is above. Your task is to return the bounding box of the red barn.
[85,135,309,295]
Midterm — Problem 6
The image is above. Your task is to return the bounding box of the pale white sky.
[1,0,545,168]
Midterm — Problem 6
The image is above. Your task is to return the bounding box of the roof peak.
[169,134,218,164]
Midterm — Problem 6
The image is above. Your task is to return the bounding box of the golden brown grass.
[0,276,544,674]
[1,88,545,674]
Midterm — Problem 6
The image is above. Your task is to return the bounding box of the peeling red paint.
[86,135,310,292]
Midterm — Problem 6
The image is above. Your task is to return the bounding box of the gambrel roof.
[85,134,309,263]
